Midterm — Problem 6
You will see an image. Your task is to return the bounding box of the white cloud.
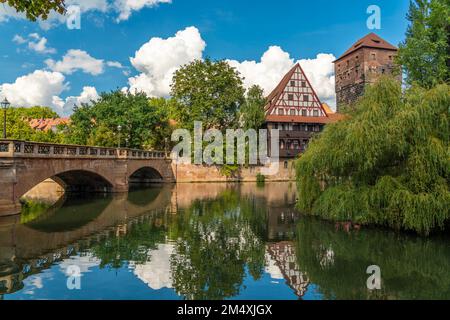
[0,0,170,29]
[0,70,100,116]
[0,70,68,108]
[126,28,336,108]
[106,61,124,68]
[46,50,104,75]
[114,0,172,22]
[12,34,26,44]
[54,86,100,115]
[227,46,294,96]
[28,37,56,54]
[12,33,56,54]
[128,26,206,96]
[228,47,337,109]
[130,244,174,290]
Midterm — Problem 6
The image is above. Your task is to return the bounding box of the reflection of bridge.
[0,186,175,296]
[0,140,175,216]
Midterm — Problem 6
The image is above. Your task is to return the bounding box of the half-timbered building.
[264,63,342,159]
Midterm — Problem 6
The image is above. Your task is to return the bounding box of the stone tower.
[334,33,400,112]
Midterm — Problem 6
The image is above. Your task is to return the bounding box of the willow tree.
[296,77,449,235]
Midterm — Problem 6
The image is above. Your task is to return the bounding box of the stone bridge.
[0,140,175,217]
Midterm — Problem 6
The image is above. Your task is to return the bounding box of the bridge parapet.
[0,140,169,160]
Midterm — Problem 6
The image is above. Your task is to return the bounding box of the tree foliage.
[171,59,245,130]
[66,90,171,150]
[239,85,266,130]
[1,106,65,143]
[296,77,449,235]
[398,0,450,88]
[0,0,66,21]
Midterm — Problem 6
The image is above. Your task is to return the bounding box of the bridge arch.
[129,166,164,185]
[19,169,115,202]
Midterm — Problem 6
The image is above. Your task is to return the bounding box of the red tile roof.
[335,32,398,62]
[28,118,70,131]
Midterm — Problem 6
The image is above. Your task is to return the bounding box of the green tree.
[66,90,171,150]
[1,106,65,143]
[171,59,245,130]
[239,85,266,130]
[296,77,449,235]
[0,0,66,21]
[398,0,450,87]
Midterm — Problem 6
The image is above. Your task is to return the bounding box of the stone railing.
[0,140,169,160]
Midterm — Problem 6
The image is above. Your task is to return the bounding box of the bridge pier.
[0,159,21,217]
[0,201,22,217]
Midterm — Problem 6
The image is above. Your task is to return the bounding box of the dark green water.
[0,182,449,300]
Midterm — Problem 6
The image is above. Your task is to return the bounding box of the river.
[0,182,449,300]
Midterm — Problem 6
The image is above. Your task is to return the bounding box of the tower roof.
[335,33,398,62]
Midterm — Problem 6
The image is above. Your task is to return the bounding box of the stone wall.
[171,159,296,183]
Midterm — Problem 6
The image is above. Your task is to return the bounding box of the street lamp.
[1,98,10,139]
[117,125,122,148]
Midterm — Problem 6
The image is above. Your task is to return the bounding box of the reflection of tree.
[294,218,450,300]
[89,215,167,269]
[169,189,267,300]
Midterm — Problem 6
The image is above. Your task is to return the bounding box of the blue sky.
[0,0,410,115]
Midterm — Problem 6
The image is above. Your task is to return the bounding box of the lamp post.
[117,125,122,148]
[1,98,10,139]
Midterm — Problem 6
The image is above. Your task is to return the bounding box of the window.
[314,125,320,132]
[301,81,306,87]
[302,109,307,117]
[371,53,376,60]
[290,80,295,87]
[293,140,299,149]
[303,95,309,102]
[290,109,295,116]
[284,161,288,169]
[278,108,284,115]
[274,123,278,129]
[313,110,319,117]
[288,94,294,101]
[280,140,285,150]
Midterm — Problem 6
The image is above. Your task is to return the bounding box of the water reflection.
[0,182,449,300]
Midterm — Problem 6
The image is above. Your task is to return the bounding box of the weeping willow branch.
[296,77,449,235]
